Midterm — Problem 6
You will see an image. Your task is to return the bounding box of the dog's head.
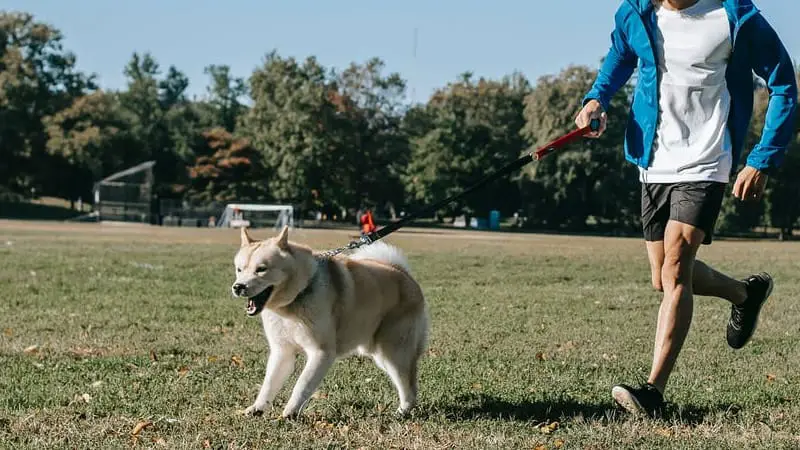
[231,225,314,316]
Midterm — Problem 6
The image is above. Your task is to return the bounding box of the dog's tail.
[349,241,411,274]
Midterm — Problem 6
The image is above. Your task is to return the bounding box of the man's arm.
[582,12,639,111]
[746,13,798,174]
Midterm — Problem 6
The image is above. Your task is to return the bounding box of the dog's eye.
[256,266,268,274]
[236,267,242,273]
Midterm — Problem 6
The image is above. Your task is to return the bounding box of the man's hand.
[732,166,768,202]
[575,99,607,138]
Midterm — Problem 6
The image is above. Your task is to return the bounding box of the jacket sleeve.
[583,10,639,111]
[746,13,798,173]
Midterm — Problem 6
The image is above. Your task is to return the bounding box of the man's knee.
[661,244,695,290]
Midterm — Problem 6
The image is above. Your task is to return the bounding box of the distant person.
[360,209,376,236]
[574,0,796,417]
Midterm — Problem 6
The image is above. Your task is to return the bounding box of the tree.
[203,64,247,132]
[521,65,639,231]
[119,52,202,197]
[238,51,347,212]
[185,128,268,203]
[0,11,95,197]
[42,91,136,207]
[330,57,409,216]
[404,72,531,220]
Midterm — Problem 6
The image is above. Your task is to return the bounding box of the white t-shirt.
[640,0,733,184]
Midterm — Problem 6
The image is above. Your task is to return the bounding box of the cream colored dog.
[231,226,428,418]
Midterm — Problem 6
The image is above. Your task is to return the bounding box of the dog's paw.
[395,407,412,418]
[280,408,302,420]
[242,403,268,417]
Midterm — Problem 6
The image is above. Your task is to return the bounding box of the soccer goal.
[93,161,156,223]
[216,203,295,230]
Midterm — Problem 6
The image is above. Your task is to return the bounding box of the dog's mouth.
[246,286,274,316]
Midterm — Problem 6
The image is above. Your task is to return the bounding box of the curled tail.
[349,241,411,274]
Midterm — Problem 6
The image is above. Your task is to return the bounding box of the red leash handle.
[533,118,600,161]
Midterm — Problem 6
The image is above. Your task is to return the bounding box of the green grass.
[1,220,799,449]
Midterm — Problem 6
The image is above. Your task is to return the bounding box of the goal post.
[93,160,156,223]
[217,203,295,230]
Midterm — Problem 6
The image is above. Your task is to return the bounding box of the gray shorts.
[641,181,726,245]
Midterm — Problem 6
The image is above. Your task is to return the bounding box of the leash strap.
[320,119,600,257]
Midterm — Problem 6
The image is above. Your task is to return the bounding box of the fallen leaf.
[534,445,546,450]
[554,438,565,448]
[231,355,243,367]
[655,427,673,437]
[538,421,559,434]
[202,439,211,448]
[177,366,190,377]
[132,421,153,436]
[767,374,777,383]
[3,328,12,337]
[312,391,328,400]
[207,356,217,363]
[149,350,158,362]
[535,352,546,361]
[152,437,167,446]
[471,383,483,390]
[314,420,334,431]
[23,345,40,354]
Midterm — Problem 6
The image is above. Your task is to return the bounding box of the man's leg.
[692,259,747,304]
[647,240,746,305]
[646,220,704,393]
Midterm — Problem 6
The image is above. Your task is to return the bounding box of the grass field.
[1,220,799,449]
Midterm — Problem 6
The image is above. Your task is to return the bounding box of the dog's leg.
[281,350,335,418]
[245,348,296,416]
[375,351,418,416]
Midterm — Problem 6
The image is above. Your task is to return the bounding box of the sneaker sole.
[611,386,649,417]
[729,274,773,349]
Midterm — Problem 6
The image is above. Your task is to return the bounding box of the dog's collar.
[294,256,324,303]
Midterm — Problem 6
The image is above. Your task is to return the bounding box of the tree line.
[1,11,798,238]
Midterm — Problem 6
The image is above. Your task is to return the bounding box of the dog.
[231,226,428,418]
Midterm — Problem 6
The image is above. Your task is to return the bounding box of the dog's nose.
[232,283,247,296]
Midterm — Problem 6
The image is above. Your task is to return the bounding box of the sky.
[6,0,800,104]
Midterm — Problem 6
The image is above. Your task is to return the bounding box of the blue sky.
[6,1,800,103]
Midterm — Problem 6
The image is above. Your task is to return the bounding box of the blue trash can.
[489,210,500,230]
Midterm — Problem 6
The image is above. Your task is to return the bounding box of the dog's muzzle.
[232,283,247,296]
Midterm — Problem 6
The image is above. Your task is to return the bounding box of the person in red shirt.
[360,209,376,236]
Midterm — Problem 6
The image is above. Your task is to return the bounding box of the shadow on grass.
[437,393,615,423]
[434,393,740,426]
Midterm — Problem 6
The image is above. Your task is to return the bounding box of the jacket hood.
[626,0,759,22]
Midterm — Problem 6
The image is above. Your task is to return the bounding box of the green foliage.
[0,11,94,197]
[203,64,248,132]
[404,72,531,219]
[521,66,639,230]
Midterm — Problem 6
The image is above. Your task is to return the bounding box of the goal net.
[93,161,155,223]
[216,203,295,229]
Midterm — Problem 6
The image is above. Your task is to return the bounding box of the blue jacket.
[583,0,797,176]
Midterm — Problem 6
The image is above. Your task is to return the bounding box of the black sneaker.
[611,383,664,418]
[727,272,773,349]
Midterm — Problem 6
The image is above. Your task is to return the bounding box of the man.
[360,208,377,236]
[575,0,797,417]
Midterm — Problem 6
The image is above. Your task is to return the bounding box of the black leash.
[320,119,600,257]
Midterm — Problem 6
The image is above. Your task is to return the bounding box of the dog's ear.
[276,225,289,250]
[240,226,255,247]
